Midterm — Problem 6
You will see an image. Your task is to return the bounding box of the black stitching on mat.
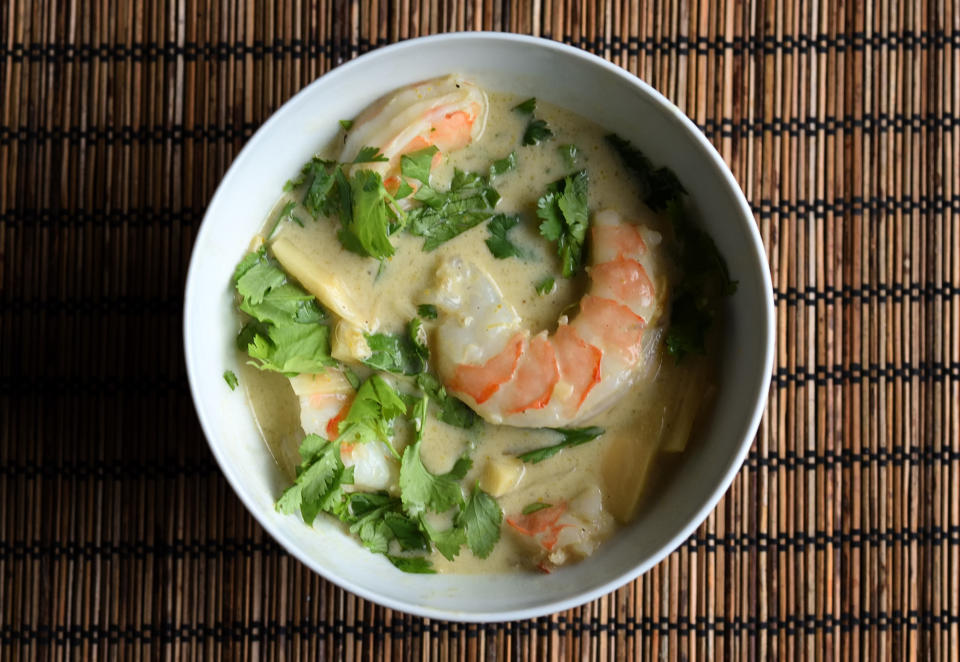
[0,207,201,228]
[3,30,959,64]
[744,447,960,471]
[774,283,960,305]
[4,111,955,147]
[1,609,957,642]
[772,361,960,386]
[0,295,183,314]
[751,195,960,218]
[0,459,218,480]
[3,527,957,562]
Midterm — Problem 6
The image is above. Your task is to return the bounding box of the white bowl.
[183,32,774,622]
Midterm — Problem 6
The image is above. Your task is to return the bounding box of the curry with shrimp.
[226,75,734,573]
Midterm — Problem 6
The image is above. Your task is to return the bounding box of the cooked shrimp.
[429,209,666,427]
[289,370,398,490]
[339,75,488,186]
[506,487,615,570]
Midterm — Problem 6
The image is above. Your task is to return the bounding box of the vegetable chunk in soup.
[228,75,734,574]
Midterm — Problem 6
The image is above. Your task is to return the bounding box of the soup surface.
[229,75,728,573]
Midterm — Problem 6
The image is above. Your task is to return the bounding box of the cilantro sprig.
[605,134,737,359]
[274,376,499,570]
[284,149,410,261]
[536,170,590,278]
[363,318,430,375]
[407,169,501,250]
[335,374,407,456]
[513,97,554,146]
[233,249,334,374]
[399,396,502,559]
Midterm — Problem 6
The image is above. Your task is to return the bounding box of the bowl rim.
[183,30,775,622]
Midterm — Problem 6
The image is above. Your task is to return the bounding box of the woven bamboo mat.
[2,0,958,659]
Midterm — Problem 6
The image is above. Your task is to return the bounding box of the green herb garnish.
[517,426,605,463]
[522,119,554,146]
[489,151,517,178]
[363,318,429,375]
[407,169,500,250]
[415,373,479,429]
[606,134,736,360]
[417,303,438,319]
[536,170,589,277]
[234,249,334,374]
[535,276,555,296]
[223,370,239,390]
[352,146,389,163]
[335,374,407,456]
[276,434,354,525]
[522,501,552,515]
[339,119,354,131]
[513,98,537,114]
[400,145,439,186]
[604,134,685,211]
[485,213,527,260]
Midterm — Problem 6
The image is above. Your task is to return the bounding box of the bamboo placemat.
[2,0,958,659]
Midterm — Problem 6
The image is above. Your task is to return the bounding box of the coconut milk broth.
[240,88,706,573]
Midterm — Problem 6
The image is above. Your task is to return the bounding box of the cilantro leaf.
[417,304,438,319]
[415,373,479,429]
[517,426,605,463]
[236,255,286,305]
[384,511,430,551]
[522,502,552,515]
[399,397,467,516]
[233,250,262,282]
[341,492,429,553]
[267,200,302,239]
[223,370,238,390]
[489,151,517,178]
[485,213,527,260]
[513,97,537,114]
[234,251,334,375]
[336,375,407,455]
[522,119,554,146]
[339,169,404,260]
[276,434,353,525]
[536,170,590,277]
[419,516,466,561]
[363,318,429,375]
[604,133,685,211]
[663,200,737,360]
[400,145,439,186]
[407,169,501,251]
[535,276,555,296]
[387,555,435,573]
[339,119,354,131]
[353,146,389,163]
[298,158,342,219]
[457,483,502,559]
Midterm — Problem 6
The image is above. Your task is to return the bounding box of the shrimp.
[339,74,488,189]
[429,208,667,427]
[506,487,615,570]
[289,370,398,491]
